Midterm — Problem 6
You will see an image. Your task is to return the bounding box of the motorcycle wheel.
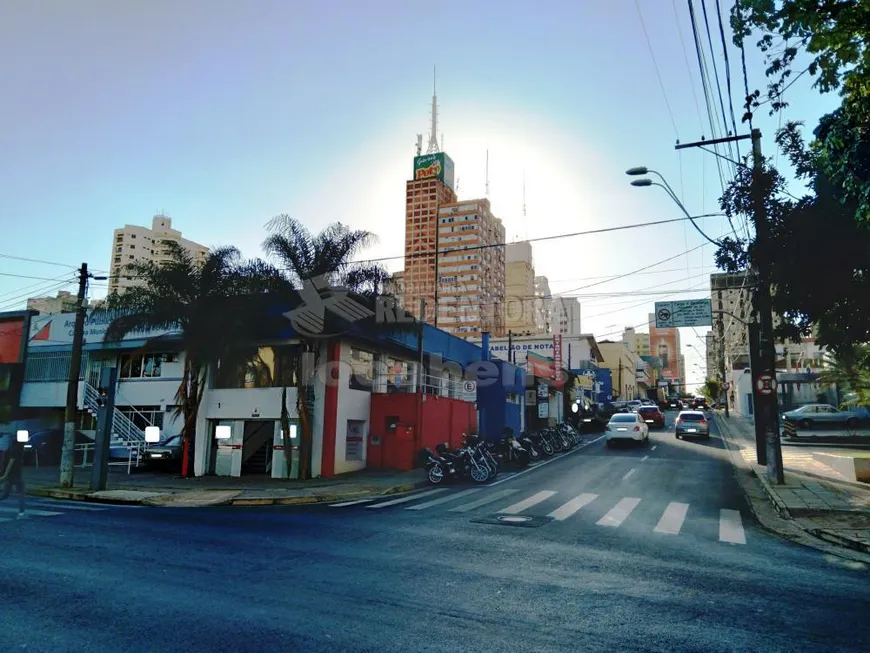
[471,464,490,483]
[527,445,540,461]
[541,440,555,456]
[427,465,445,484]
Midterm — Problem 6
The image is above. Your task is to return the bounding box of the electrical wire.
[635,0,680,139]
[0,252,82,270]
[714,0,741,160]
[672,0,706,132]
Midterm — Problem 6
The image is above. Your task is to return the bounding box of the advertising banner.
[413,152,455,190]
[27,311,179,348]
[553,334,562,371]
[648,315,680,381]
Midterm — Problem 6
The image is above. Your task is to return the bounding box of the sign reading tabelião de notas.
[654,299,713,328]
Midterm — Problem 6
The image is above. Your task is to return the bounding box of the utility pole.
[750,128,784,484]
[90,366,118,491]
[717,294,730,418]
[676,130,784,483]
[60,263,89,488]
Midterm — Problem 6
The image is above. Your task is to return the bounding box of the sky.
[0,0,840,391]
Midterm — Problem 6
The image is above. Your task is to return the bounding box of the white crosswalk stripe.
[497,491,556,515]
[596,497,641,527]
[406,488,482,511]
[331,489,748,545]
[449,489,518,513]
[719,509,746,544]
[548,493,598,521]
[0,499,111,524]
[365,488,447,509]
[654,502,689,535]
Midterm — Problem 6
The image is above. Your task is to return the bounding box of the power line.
[714,0,741,160]
[0,252,81,270]
[672,0,706,132]
[635,0,680,139]
[0,271,76,282]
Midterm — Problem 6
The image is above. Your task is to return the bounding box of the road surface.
[2,414,868,652]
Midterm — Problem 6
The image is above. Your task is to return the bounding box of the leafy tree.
[102,241,283,478]
[262,215,392,480]
[702,379,723,402]
[716,121,870,352]
[819,344,870,406]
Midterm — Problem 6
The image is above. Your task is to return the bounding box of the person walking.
[0,437,27,519]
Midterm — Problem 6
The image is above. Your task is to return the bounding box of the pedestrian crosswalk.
[0,498,110,524]
[329,488,748,544]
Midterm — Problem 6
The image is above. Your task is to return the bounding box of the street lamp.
[626,166,719,246]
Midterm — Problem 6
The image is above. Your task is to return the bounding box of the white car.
[627,400,643,412]
[605,412,650,446]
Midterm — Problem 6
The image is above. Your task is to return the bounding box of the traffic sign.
[463,380,477,393]
[654,299,713,328]
[755,374,777,395]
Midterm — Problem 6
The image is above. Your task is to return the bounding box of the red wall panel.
[0,319,24,364]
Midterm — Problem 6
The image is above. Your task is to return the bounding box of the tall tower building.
[109,214,208,295]
[505,242,538,335]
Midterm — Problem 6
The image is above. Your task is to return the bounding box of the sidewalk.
[715,412,870,555]
[22,465,428,508]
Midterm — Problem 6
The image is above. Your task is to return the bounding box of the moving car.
[691,396,708,410]
[627,400,643,412]
[605,412,650,447]
[637,405,665,428]
[675,411,710,440]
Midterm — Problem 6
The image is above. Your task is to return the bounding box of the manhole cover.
[470,514,553,528]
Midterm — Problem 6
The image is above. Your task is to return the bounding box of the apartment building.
[109,214,209,295]
[26,291,78,316]
[385,271,405,308]
[505,242,538,335]
[710,271,752,370]
[552,297,582,337]
[435,198,506,337]
[622,327,651,357]
[534,276,552,333]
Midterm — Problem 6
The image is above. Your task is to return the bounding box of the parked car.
[637,405,665,429]
[141,435,183,470]
[674,411,710,440]
[605,412,650,447]
[781,404,863,429]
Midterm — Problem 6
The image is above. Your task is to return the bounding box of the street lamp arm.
[648,182,720,247]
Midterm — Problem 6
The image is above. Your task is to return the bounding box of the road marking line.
[449,489,518,513]
[597,497,641,527]
[366,488,447,509]
[651,445,658,451]
[406,488,482,511]
[654,502,689,535]
[0,507,62,517]
[548,493,598,521]
[622,468,637,481]
[498,491,557,515]
[719,509,746,544]
[329,498,375,507]
[641,455,649,462]
[486,435,607,487]
[27,502,106,512]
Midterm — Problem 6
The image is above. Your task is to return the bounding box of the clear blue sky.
[0,0,838,389]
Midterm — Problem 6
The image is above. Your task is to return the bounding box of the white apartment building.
[552,296,582,337]
[534,276,552,333]
[109,214,209,295]
[711,271,752,370]
[26,291,78,315]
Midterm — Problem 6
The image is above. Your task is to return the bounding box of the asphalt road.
[2,413,868,653]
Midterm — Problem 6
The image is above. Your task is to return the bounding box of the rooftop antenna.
[415,134,422,156]
[485,149,490,197]
[523,171,528,240]
[426,66,439,154]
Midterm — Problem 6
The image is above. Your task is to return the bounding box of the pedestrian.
[0,437,27,519]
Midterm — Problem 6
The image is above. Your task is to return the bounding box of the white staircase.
[83,383,150,465]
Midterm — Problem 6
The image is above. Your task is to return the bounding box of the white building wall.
[332,343,373,475]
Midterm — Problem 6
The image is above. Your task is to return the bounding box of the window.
[214,345,300,389]
[120,353,177,379]
[349,348,374,391]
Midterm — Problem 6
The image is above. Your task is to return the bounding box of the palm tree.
[820,344,870,406]
[102,241,283,478]
[263,214,392,480]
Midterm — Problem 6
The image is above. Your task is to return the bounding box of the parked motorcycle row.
[419,422,584,485]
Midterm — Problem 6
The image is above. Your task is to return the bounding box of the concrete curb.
[27,479,431,508]
[804,527,870,555]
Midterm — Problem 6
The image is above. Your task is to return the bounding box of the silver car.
[675,410,710,440]
[781,404,861,429]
